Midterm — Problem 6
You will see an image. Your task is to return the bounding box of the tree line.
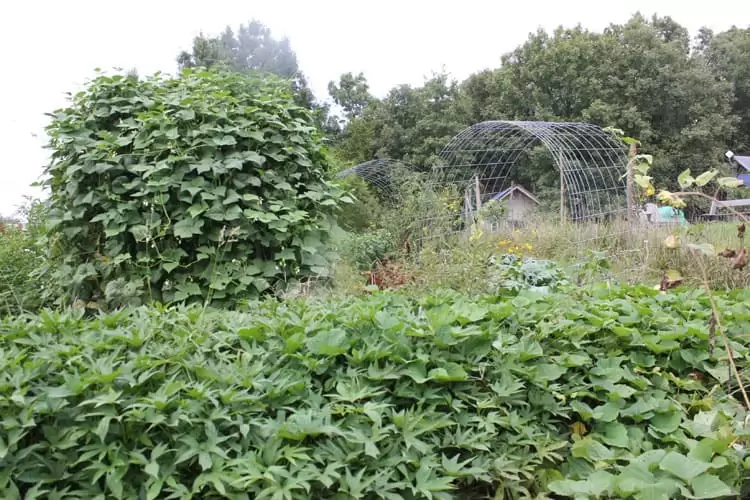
[179,14,750,193]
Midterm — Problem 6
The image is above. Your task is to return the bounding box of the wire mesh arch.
[335,159,418,199]
[414,121,629,236]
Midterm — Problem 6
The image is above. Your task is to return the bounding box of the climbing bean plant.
[43,68,350,308]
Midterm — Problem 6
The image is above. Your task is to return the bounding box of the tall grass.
[327,212,750,296]
[466,217,750,289]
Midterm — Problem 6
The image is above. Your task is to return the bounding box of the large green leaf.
[599,422,630,448]
[172,218,204,239]
[688,474,734,499]
[659,452,711,482]
[572,437,615,463]
[678,169,695,189]
[694,170,719,187]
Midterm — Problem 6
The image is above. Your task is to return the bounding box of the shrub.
[1,286,749,498]
[336,229,395,271]
[0,198,54,316]
[405,235,497,295]
[0,227,44,315]
[477,198,506,225]
[334,175,390,233]
[42,68,350,308]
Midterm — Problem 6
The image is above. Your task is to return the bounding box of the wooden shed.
[489,184,541,223]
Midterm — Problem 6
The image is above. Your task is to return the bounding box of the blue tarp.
[735,155,750,172]
[657,206,689,225]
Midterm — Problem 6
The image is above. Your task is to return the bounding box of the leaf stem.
[693,253,750,410]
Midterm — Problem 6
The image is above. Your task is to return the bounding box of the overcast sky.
[1,0,749,217]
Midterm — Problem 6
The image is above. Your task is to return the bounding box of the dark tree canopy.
[330,13,745,195]
[330,72,466,167]
[170,13,750,196]
[490,15,735,184]
[328,72,373,120]
[697,26,750,152]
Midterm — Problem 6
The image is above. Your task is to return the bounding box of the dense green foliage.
[0,201,55,316]
[332,72,465,167]
[488,253,569,294]
[43,69,349,308]
[1,285,749,498]
[4,13,750,499]
[329,15,748,198]
[698,26,750,152]
[337,228,395,271]
[0,228,44,316]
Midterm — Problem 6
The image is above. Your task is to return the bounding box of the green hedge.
[1,285,749,498]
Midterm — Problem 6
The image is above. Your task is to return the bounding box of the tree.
[177,19,339,136]
[176,34,227,70]
[332,13,739,205]
[328,72,374,120]
[697,26,750,152]
[177,20,298,77]
[459,14,736,189]
[331,72,467,166]
[43,69,349,309]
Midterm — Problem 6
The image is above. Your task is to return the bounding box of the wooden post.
[560,170,566,224]
[474,176,482,214]
[626,143,637,222]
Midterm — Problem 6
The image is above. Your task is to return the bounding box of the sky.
[1,0,749,218]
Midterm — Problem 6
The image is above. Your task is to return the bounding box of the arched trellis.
[429,121,630,225]
[335,159,418,199]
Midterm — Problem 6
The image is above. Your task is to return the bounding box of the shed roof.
[490,185,541,204]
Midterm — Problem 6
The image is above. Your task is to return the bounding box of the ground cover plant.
[1,284,749,499]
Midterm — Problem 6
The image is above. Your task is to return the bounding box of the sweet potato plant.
[1,284,749,498]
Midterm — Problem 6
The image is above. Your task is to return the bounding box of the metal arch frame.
[335,159,418,198]
[431,120,629,223]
